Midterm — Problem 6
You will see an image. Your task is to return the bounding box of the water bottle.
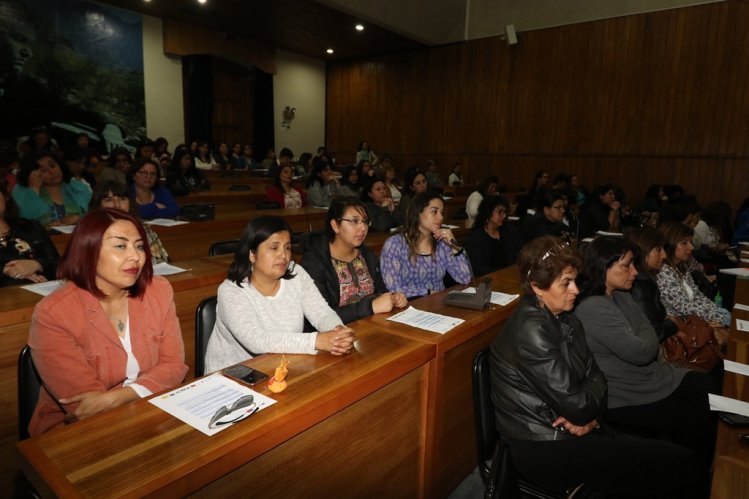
[715,291,723,308]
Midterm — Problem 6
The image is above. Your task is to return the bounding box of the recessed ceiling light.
[326,48,334,54]
[355,24,364,31]
[198,0,207,4]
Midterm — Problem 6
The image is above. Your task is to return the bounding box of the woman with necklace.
[204,216,355,373]
[301,197,407,323]
[26,209,188,435]
[464,195,522,277]
[129,157,180,219]
[264,164,307,208]
[380,191,471,298]
[0,182,59,286]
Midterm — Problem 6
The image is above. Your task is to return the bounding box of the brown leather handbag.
[662,315,724,372]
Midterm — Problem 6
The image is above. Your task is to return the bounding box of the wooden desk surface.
[16,328,435,498]
[713,277,749,499]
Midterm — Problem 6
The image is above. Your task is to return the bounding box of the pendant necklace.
[104,302,128,334]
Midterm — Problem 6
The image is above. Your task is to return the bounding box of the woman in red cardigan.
[264,165,307,208]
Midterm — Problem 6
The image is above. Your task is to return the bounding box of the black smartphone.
[222,364,269,386]
[719,412,749,427]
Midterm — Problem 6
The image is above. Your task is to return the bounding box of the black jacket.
[520,213,573,243]
[0,218,60,288]
[629,272,679,342]
[300,231,388,324]
[490,295,607,441]
[464,225,522,277]
[364,201,402,232]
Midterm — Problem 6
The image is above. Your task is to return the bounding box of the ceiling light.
[355,24,364,31]
[198,0,207,4]
[326,48,334,54]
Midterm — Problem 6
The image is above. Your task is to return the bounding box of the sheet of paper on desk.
[736,319,749,332]
[21,280,64,296]
[734,303,749,312]
[153,262,188,276]
[144,218,190,227]
[595,230,623,237]
[459,287,519,306]
[709,394,749,417]
[719,268,749,277]
[50,225,76,234]
[387,306,464,334]
[724,360,749,377]
[149,374,276,436]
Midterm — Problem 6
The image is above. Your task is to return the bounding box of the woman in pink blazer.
[27,208,188,435]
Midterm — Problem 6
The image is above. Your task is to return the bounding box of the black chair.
[209,239,240,257]
[194,296,218,377]
[472,348,585,499]
[18,345,42,441]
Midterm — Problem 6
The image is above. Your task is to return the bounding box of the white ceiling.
[320,0,724,45]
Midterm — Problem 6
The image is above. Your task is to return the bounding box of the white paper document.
[144,218,190,227]
[50,225,76,234]
[734,303,749,312]
[736,319,749,332]
[724,360,749,377]
[387,306,464,334]
[153,262,188,276]
[21,280,64,296]
[719,268,749,277]
[709,394,749,417]
[595,231,623,237]
[149,374,276,436]
[459,287,519,306]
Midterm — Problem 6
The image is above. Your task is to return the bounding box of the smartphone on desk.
[718,412,749,427]
[223,364,269,386]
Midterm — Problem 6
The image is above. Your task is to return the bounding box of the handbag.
[662,314,724,372]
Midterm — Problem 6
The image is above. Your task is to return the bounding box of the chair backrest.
[18,345,42,441]
[472,347,499,483]
[209,239,240,257]
[194,296,218,377]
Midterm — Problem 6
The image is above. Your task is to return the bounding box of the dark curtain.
[252,68,274,162]
[182,55,214,144]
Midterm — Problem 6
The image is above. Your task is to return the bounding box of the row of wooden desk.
[712,277,749,499]
[14,265,522,498]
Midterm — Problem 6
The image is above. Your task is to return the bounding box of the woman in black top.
[0,183,59,287]
[165,149,210,196]
[300,197,406,323]
[464,195,521,276]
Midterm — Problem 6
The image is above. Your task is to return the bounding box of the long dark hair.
[578,236,638,299]
[401,191,443,261]
[624,226,665,276]
[473,196,508,231]
[228,216,295,286]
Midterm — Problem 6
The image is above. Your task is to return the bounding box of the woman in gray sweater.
[575,236,718,493]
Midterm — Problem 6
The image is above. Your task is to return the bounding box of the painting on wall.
[0,0,145,153]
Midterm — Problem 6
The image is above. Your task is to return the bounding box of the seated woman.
[520,190,573,243]
[129,158,180,220]
[204,216,355,373]
[305,161,340,208]
[27,209,188,435]
[165,149,210,197]
[91,181,170,264]
[338,164,361,198]
[624,226,678,342]
[355,140,378,166]
[657,220,731,326]
[381,162,401,205]
[0,183,59,287]
[380,191,471,298]
[264,164,307,209]
[194,141,217,170]
[491,236,697,497]
[465,175,498,228]
[464,195,521,276]
[575,236,718,483]
[447,162,463,187]
[214,142,232,170]
[98,147,131,186]
[13,151,91,226]
[578,183,621,238]
[301,197,407,323]
[361,177,402,232]
[397,167,427,220]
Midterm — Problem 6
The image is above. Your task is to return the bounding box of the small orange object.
[268,355,289,393]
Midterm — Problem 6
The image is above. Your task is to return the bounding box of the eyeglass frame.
[338,217,372,227]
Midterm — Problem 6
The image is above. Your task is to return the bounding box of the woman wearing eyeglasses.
[129,158,180,220]
[381,191,472,298]
[204,215,355,373]
[520,190,574,243]
[464,195,521,277]
[301,197,407,324]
